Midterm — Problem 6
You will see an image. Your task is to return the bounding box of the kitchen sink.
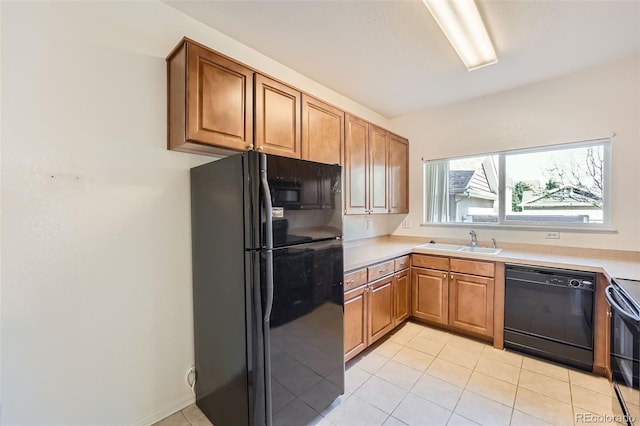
[417,242,502,255]
[416,242,464,251]
[458,246,502,255]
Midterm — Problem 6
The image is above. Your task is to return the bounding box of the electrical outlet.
[403,220,412,228]
[545,232,560,239]
[366,219,372,230]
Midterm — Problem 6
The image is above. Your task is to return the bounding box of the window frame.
[422,138,613,232]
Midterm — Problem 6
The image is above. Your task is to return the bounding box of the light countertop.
[344,236,640,281]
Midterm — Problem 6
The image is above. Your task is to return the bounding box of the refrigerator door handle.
[259,154,274,426]
[260,153,274,322]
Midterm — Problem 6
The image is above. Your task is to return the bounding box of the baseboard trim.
[130,392,195,426]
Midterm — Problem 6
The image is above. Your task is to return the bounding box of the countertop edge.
[344,240,640,282]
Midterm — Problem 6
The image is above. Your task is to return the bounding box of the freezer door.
[248,152,343,249]
[261,239,345,422]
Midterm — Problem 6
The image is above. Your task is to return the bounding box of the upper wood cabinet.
[369,125,389,214]
[389,134,409,214]
[302,95,344,165]
[344,114,409,215]
[255,74,301,158]
[166,36,410,203]
[167,39,254,155]
[344,114,369,214]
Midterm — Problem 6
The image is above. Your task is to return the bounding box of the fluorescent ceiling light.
[423,0,498,71]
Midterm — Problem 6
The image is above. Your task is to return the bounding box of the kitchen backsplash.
[343,215,405,241]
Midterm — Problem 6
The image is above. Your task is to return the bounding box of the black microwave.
[271,182,301,208]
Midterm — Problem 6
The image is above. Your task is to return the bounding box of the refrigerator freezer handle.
[260,153,274,322]
[259,153,273,250]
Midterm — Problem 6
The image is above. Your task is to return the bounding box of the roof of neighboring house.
[449,170,475,192]
[449,157,497,199]
[521,185,602,209]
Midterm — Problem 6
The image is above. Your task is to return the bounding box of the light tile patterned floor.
[155,321,621,426]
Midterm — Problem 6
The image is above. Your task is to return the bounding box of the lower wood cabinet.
[449,272,494,337]
[344,285,368,361]
[411,267,449,325]
[344,256,411,361]
[411,254,495,338]
[368,276,395,345]
[394,269,410,323]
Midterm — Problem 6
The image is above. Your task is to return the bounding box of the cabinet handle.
[379,268,386,273]
[443,273,447,278]
[346,279,355,283]
[258,146,264,151]
[248,144,254,150]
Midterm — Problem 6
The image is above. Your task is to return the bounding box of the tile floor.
[154,321,623,426]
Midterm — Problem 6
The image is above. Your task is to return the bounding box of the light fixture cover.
[424,0,498,71]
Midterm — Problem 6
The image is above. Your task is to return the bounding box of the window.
[423,139,611,229]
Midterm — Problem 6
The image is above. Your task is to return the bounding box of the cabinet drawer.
[450,258,495,278]
[344,269,368,292]
[368,260,395,281]
[412,254,449,271]
[395,255,410,271]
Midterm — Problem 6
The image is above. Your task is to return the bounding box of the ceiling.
[165,0,640,118]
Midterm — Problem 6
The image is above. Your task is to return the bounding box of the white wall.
[390,55,640,251]
[0,1,388,425]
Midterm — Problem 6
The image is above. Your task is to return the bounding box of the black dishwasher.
[504,264,595,371]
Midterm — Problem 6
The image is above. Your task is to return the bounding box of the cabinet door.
[369,125,389,214]
[449,273,494,337]
[394,269,410,325]
[344,114,369,214]
[168,41,254,155]
[302,95,344,165]
[389,134,409,214]
[411,267,448,325]
[255,74,301,158]
[368,276,395,345]
[345,285,368,362]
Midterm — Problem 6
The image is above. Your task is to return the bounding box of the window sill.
[419,222,618,234]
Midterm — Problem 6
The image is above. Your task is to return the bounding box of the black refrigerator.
[190,151,344,426]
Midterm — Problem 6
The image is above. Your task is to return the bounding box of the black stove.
[607,277,640,425]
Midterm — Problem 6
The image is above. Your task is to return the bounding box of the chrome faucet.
[469,230,477,247]
[491,238,497,249]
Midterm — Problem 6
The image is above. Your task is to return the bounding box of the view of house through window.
[424,139,609,228]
